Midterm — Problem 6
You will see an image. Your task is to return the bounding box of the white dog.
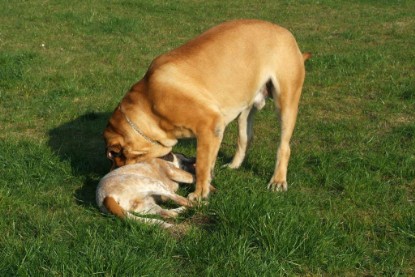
[96,153,195,228]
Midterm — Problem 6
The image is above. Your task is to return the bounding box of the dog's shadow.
[48,112,201,209]
[48,112,111,208]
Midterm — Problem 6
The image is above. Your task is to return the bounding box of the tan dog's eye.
[107,150,121,160]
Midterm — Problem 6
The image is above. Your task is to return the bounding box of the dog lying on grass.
[96,153,196,228]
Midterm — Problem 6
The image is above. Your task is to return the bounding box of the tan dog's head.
[103,110,172,170]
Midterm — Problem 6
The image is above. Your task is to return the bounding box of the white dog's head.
[161,152,196,174]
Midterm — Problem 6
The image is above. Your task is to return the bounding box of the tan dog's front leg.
[188,117,224,201]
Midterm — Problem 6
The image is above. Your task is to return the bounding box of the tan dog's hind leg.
[227,107,256,169]
[268,75,303,192]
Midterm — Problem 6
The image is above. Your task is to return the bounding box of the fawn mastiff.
[104,19,311,200]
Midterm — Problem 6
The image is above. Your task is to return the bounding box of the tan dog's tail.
[303,52,312,62]
[102,196,173,228]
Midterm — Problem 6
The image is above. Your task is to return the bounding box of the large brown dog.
[104,19,310,200]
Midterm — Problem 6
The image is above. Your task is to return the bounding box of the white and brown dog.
[96,153,196,228]
[103,19,311,200]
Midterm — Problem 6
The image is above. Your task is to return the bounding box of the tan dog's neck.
[120,85,178,148]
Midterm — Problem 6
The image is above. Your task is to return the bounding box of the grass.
[1,0,414,275]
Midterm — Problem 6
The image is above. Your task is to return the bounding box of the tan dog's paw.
[187,192,210,207]
[188,192,202,202]
[209,184,217,193]
[187,185,216,204]
[267,180,288,192]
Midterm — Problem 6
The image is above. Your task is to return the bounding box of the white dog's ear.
[160,152,174,162]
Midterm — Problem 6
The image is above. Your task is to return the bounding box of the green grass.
[1,0,414,275]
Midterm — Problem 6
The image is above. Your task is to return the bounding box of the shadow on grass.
[48,112,111,208]
[47,112,200,209]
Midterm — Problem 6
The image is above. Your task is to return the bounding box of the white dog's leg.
[153,190,192,208]
[125,212,173,228]
[144,198,186,218]
[165,164,195,184]
[169,206,187,214]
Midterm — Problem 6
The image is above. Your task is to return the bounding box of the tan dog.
[104,19,311,200]
[96,153,195,228]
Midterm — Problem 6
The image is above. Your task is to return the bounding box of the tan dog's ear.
[129,150,148,155]
[125,149,148,158]
[106,145,122,160]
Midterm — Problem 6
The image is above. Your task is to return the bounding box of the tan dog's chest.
[172,126,194,138]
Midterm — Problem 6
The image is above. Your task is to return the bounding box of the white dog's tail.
[102,196,173,228]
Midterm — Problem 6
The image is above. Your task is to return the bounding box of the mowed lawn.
[0,0,414,275]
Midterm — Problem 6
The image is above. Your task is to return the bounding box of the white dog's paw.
[162,222,174,229]
[171,206,187,214]
[221,162,241,169]
[267,180,288,192]
[161,209,180,218]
